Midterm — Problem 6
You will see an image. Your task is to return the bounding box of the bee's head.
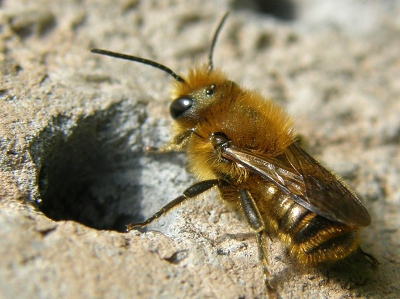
[169,64,231,122]
[91,13,229,127]
[167,12,230,125]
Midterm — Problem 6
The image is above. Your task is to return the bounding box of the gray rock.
[1,0,399,298]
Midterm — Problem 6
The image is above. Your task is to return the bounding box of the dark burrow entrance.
[31,100,189,232]
[31,101,149,232]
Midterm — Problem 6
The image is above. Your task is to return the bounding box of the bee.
[91,13,376,296]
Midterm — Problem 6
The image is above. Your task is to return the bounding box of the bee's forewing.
[223,143,371,227]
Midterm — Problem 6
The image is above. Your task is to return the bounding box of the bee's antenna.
[208,12,229,73]
[91,49,186,83]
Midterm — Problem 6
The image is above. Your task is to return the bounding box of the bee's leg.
[145,128,194,153]
[238,189,276,297]
[126,179,222,231]
[256,231,277,298]
[358,247,379,267]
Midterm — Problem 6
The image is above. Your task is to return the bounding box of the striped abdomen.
[257,183,359,264]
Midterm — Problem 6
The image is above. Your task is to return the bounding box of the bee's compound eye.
[170,96,194,119]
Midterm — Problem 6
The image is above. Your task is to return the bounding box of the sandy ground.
[1,0,400,298]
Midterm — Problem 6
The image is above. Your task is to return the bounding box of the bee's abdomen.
[289,213,358,264]
[268,191,359,264]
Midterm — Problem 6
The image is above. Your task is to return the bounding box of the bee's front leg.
[145,128,194,153]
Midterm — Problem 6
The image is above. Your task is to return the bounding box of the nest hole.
[32,101,148,232]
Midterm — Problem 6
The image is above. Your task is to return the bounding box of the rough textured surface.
[1,0,400,298]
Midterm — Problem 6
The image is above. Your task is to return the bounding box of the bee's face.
[169,84,216,121]
[168,66,227,125]
[170,75,239,129]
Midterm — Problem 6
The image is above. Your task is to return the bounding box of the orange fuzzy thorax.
[170,65,295,182]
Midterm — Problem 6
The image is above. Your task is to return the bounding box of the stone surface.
[1,0,400,298]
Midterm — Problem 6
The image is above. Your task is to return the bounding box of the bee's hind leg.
[358,247,379,267]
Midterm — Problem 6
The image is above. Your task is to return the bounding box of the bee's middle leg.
[238,189,276,297]
[126,179,223,231]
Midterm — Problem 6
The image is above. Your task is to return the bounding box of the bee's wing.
[223,143,371,227]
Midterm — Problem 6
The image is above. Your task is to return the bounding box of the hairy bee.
[91,13,375,295]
